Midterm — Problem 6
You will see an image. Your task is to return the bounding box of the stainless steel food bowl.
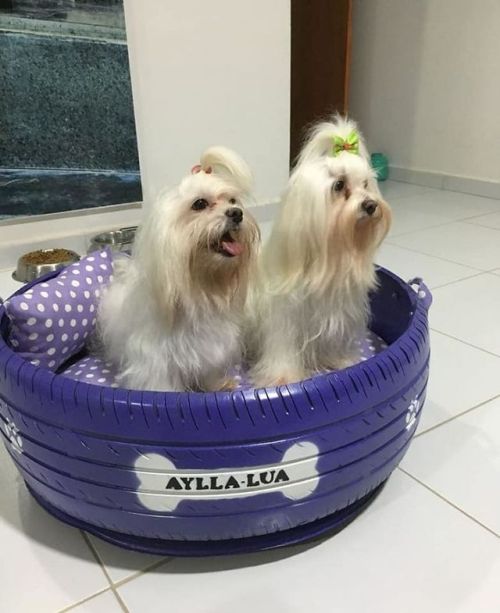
[88,226,137,255]
[13,249,81,283]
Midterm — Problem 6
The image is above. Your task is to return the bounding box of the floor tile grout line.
[108,587,129,613]
[462,222,500,232]
[112,557,172,589]
[384,237,487,271]
[80,531,115,585]
[480,265,500,273]
[80,531,131,613]
[80,530,173,596]
[415,392,500,439]
[382,188,441,202]
[112,557,175,590]
[458,204,500,219]
[429,327,500,358]
[386,180,500,200]
[388,220,456,241]
[391,203,500,224]
[461,213,500,223]
[56,587,113,613]
[384,237,485,268]
[442,212,500,227]
[425,270,487,292]
[389,214,500,255]
[397,468,499,538]
[421,210,500,225]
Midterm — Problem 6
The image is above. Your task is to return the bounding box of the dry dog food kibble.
[21,249,78,265]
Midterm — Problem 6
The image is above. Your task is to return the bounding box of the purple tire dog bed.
[0,253,431,556]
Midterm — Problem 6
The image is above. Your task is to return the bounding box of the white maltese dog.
[99,146,260,391]
[251,116,391,387]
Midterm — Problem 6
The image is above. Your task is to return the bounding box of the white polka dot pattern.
[64,356,119,387]
[4,248,113,371]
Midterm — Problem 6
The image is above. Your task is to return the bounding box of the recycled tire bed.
[0,267,431,557]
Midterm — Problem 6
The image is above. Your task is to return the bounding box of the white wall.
[124,0,291,208]
[349,0,500,183]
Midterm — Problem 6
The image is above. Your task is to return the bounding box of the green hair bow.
[332,131,360,156]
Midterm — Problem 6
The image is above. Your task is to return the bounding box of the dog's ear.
[132,191,191,325]
[199,146,253,196]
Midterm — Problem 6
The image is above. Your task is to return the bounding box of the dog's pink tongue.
[222,240,244,256]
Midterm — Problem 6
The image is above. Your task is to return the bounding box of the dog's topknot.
[295,114,370,168]
[199,146,253,196]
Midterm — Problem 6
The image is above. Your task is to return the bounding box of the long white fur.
[98,146,259,391]
[250,116,391,386]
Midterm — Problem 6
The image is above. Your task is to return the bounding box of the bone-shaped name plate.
[134,441,320,512]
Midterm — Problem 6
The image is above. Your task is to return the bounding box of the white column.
[124,0,291,210]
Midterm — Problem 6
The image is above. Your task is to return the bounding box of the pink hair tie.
[191,164,212,175]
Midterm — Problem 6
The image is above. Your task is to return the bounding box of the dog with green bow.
[250,115,392,386]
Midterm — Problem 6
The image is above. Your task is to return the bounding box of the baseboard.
[389,166,500,200]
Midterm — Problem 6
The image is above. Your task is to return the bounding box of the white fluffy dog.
[251,116,391,387]
[98,147,260,391]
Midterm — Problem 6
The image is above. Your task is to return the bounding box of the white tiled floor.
[65,591,124,613]
[466,210,500,230]
[390,221,500,269]
[428,274,500,355]
[118,472,500,613]
[0,181,499,612]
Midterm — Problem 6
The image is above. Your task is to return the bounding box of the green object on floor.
[371,153,389,181]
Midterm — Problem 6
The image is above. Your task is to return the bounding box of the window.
[0,0,142,221]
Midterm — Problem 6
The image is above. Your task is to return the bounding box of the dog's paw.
[251,371,306,388]
[323,355,358,371]
[218,377,239,392]
[335,358,357,370]
[271,375,302,386]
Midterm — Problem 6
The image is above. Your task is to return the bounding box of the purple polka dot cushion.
[62,331,388,388]
[63,355,119,387]
[5,248,112,371]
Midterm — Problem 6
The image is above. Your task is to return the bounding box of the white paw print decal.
[405,397,421,431]
[3,416,23,454]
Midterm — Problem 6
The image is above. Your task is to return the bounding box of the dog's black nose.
[225,207,243,224]
[361,200,378,216]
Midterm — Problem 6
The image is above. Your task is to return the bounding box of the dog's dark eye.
[191,198,209,211]
[229,197,237,204]
[333,179,345,192]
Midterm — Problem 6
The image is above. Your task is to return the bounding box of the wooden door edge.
[343,0,353,112]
